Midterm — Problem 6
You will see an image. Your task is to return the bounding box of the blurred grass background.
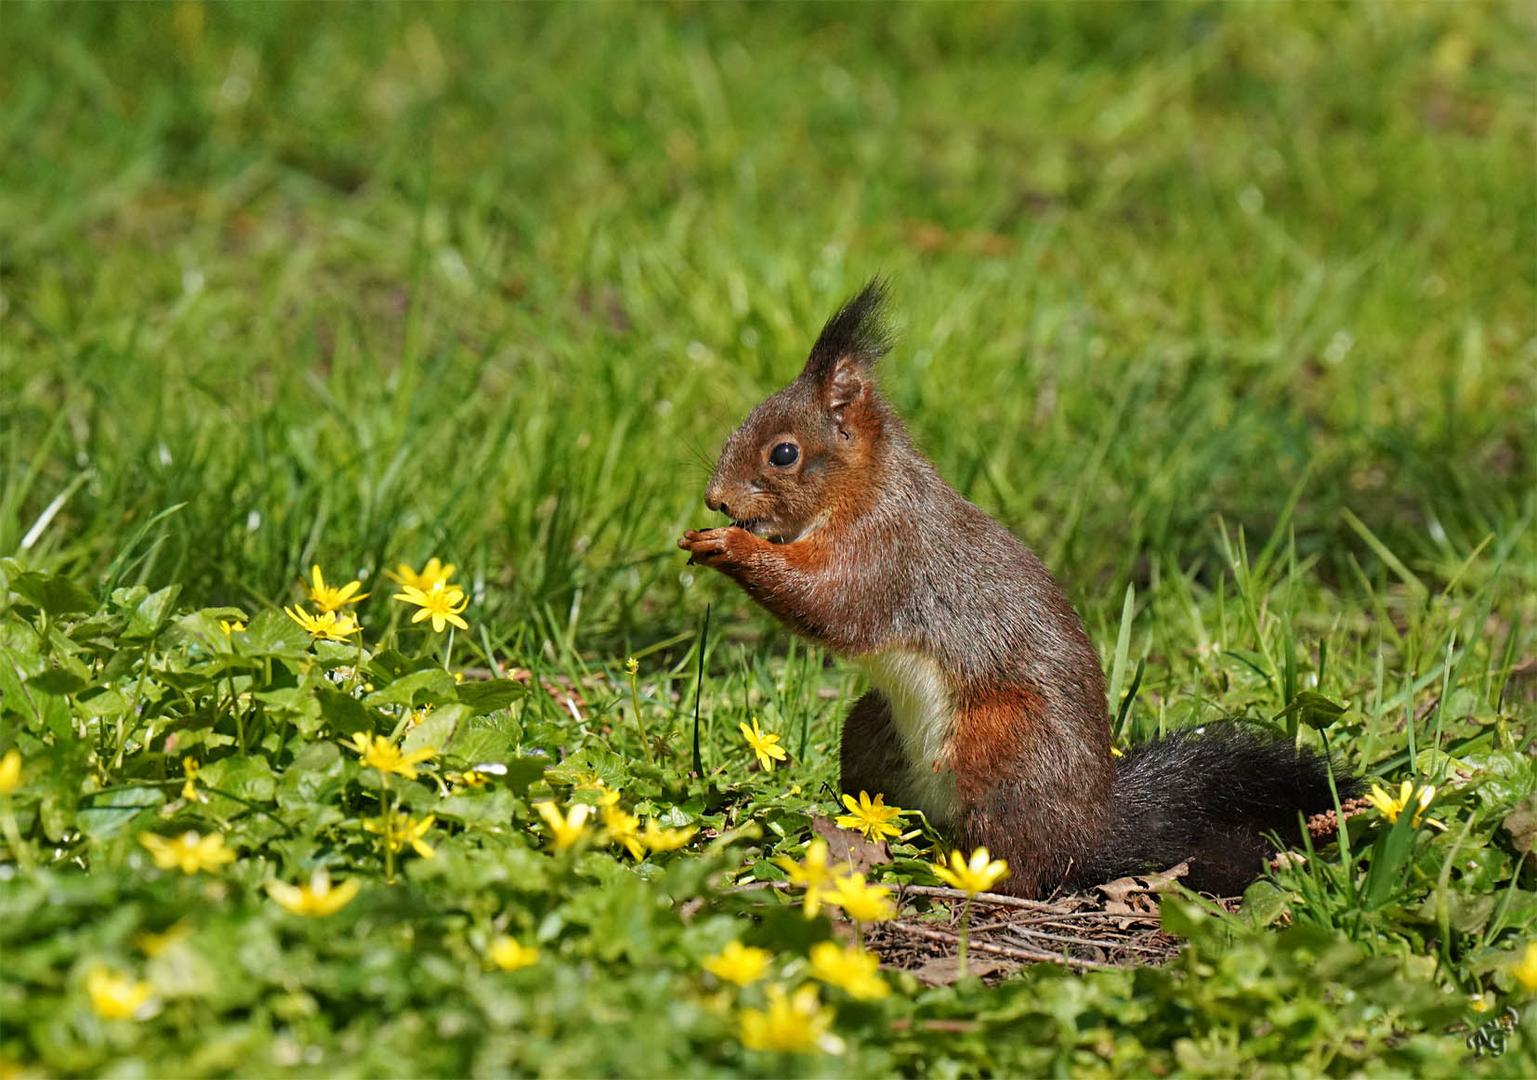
[2,6,1536,1074]
[2,1,1533,665]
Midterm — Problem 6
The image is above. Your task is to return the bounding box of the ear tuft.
[801,278,892,385]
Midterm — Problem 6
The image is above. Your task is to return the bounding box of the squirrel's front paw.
[679,526,752,569]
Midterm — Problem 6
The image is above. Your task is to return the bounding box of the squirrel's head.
[704,280,892,543]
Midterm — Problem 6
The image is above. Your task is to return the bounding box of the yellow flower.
[824,872,896,923]
[739,985,844,1055]
[603,801,646,860]
[486,935,539,972]
[0,749,22,795]
[641,819,697,853]
[1365,780,1437,827]
[703,940,772,987]
[387,557,456,592]
[808,941,889,1001]
[836,790,904,842]
[347,732,437,780]
[625,656,639,675]
[133,922,191,957]
[86,966,153,1021]
[218,618,246,635]
[1514,941,1537,992]
[739,716,788,773]
[139,830,236,875]
[265,867,361,917]
[534,801,592,852]
[284,605,362,642]
[393,583,469,633]
[932,846,1010,895]
[772,838,836,917]
[363,811,437,858]
[446,768,491,789]
[306,565,368,613]
[565,769,606,791]
[180,756,204,803]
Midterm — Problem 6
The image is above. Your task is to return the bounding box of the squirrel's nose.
[705,478,730,517]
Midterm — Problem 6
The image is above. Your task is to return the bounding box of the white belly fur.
[854,649,961,827]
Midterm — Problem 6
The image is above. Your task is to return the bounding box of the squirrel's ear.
[800,279,892,416]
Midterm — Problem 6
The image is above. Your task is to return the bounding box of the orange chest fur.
[855,648,1047,828]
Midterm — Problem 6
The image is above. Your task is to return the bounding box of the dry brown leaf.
[1095,863,1189,922]
[1503,795,1537,854]
[811,815,890,874]
[911,955,1007,987]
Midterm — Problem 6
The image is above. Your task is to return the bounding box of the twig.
[900,883,1061,913]
[967,920,1014,935]
[893,921,1122,971]
[1021,910,1161,925]
[1003,926,1174,957]
[889,1018,980,1034]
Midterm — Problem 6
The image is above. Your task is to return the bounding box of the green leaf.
[497,756,550,797]
[442,723,508,761]
[1236,880,1291,929]
[8,572,95,616]
[77,786,165,839]
[365,668,457,709]
[1361,805,1421,910]
[402,704,469,755]
[240,608,310,656]
[276,741,346,812]
[175,607,252,649]
[123,584,181,642]
[436,787,518,828]
[456,678,526,714]
[316,687,375,736]
[28,666,89,696]
[1274,691,1348,731]
[199,755,278,807]
[109,585,149,610]
[1106,582,1136,738]
[75,688,131,719]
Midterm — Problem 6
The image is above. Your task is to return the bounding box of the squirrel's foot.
[679,526,755,570]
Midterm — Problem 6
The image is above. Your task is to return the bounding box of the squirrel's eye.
[769,442,799,467]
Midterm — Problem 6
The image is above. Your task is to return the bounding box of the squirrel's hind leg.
[839,692,916,807]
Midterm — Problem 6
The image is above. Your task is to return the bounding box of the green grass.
[2,3,1535,1076]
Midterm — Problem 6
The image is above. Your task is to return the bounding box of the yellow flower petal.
[739,985,843,1054]
[393,583,469,634]
[0,749,23,795]
[487,936,539,971]
[823,872,896,922]
[306,565,369,613]
[835,790,904,842]
[1512,941,1537,992]
[931,846,1009,895]
[739,717,788,773]
[86,967,153,1021]
[703,941,772,987]
[138,830,235,875]
[535,801,591,851]
[808,940,889,1000]
[265,868,360,917]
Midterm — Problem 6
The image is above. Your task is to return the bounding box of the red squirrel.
[679,281,1357,897]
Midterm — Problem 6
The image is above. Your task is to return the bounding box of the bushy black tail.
[1080,723,1358,895]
